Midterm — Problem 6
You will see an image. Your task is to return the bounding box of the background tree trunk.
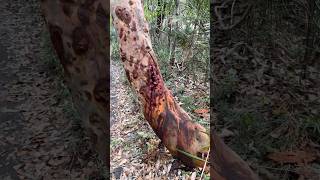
[40,0,109,165]
[111,0,210,168]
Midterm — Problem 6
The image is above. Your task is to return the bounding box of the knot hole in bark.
[115,6,131,25]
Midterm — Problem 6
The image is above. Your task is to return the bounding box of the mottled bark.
[111,0,210,168]
[40,0,109,165]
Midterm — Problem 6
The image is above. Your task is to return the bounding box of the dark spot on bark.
[123,35,127,41]
[115,6,131,25]
[62,5,73,17]
[48,24,71,69]
[96,3,108,31]
[140,64,144,70]
[119,28,124,39]
[78,4,90,25]
[84,91,92,101]
[120,52,126,62]
[75,67,81,73]
[131,21,137,31]
[72,27,90,55]
[133,37,137,41]
[125,70,131,82]
[89,130,98,147]
[133,70,138,79]
[89,113,101,124]
[93,78,109,109]
[129,0,133,5]
[80,80,88,86]
[130,56,134,62]
[179,121,194,145]
[84,0,96,6]
[144,28,148,33]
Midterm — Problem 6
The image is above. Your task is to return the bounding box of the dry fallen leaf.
[267,150,316,165]
[194,108,209,114]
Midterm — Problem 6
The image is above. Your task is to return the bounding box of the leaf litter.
[0,0,105,179]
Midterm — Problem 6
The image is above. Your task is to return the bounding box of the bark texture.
[111,0,210,168]
[40,0,109,165]
[210,131,259,180]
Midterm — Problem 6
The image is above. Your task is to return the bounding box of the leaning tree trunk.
[111,0,210,168]
[40,0,109,165]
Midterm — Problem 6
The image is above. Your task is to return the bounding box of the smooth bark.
[40,0,109,165]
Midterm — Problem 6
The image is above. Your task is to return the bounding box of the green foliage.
[143,0,210,82]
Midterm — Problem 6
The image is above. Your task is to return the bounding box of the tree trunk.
[210,131,259,180]
[40,0,109,165]
[111,0,210,168]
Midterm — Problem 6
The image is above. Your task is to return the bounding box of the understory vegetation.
[144,0,210,128]
[212,0,320,179]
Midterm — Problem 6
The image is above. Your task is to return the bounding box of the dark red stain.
[131,21,137,31]
[115,6,131,25]
[62,4,73,17]
[138,54,166,121]
[48,24,71,76]
[84,91,92,101]
[72,27,90,55]
[178,120,194,146]
[84,0,96,7]
[133,69,138,79]
[120,52,126,62]
[129,56,134,62]
[75,67,81,73]
[119,28,124,39]
[89,113,101,124]
[78,4,90,25]
[125,69,131,82]
[93,78,108,109]
[96,3,108,32]
[80,80,88,86]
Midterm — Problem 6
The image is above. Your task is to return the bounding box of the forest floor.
[110,59,210,179]
[213,32,320,179]
[0,0,105,179]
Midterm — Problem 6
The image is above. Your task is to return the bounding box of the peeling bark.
[111,0,210,168]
